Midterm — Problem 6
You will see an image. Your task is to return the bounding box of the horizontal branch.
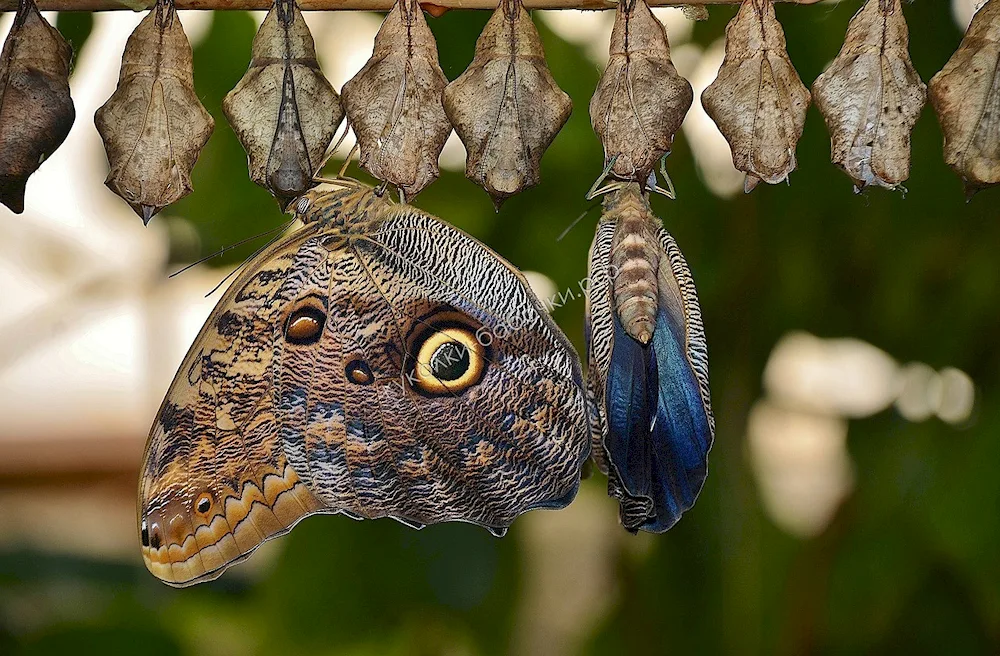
[0,0,822,11]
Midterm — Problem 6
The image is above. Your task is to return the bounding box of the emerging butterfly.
[139,181,590,586]
[585,180,714,533]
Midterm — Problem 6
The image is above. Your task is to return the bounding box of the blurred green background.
[3,1,1000,654]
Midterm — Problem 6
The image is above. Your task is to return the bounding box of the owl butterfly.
[139,182,590,586]
[586,182,714,533]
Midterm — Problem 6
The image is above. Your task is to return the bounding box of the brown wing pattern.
[139,228,328,585]
[139,184,590,586]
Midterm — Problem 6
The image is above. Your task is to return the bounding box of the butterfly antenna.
[203,225,292,298]
[169,218,295,279]
[556,202,601,241]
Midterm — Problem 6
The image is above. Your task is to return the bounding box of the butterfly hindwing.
[276,205,589,529]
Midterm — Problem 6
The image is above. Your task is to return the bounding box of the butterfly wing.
[140,196,590,587]
[139,226,332,586]
[279,205,590,532]
[587,221,714,533]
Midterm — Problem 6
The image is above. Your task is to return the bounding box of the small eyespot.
[409,325,486,396]
[149,523,162,549]
[345,359,374,385]
[285,306,326,345]
[140,520,150,547]
[195,493,212,515]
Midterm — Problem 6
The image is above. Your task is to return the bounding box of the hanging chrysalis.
[701,0,810,193]
[813,0,926,192]
[341,0,452,202]
[0,0,74,214]
[589,0,692,183]
[95,0,214,224]
[585,182,714,533]
[223,0,343,205]
[443,0,571,207]
[929,0,1000,197]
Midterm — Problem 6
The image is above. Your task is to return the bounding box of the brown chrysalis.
[443,0,572,207]
[0,0,74,214]
[95,0,214,224]
[929,0,1000,197]
[341,0,452,202]
[813,0,926,192]
[589,0,692,184]
[701,0,810,193]
[223,0,344,205]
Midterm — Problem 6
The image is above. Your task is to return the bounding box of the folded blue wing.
[605,291,713,533]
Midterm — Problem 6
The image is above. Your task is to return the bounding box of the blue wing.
[602,227,714,533]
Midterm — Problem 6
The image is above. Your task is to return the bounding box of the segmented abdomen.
[605,185,660,344]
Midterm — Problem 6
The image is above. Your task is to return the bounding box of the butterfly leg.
[314,118,353,180]
[646,154,677,200]
[586,154,625,200]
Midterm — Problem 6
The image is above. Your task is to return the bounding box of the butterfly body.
[586,183,714,533]
[605,187,661,345]
[140,182,590,586]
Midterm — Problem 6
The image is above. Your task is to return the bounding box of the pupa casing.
[95,0,214,224]
[929,0,1000,196]
[589,0,692,182]
[701,0,811,192]
[223,0,344,204]
[0,0,75,214]
[813,0,926,191]
[341,0,452,202]
[443,0,572,206]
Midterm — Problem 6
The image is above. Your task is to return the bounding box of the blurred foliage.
[4,1,1000,654]
[54,12,93,65]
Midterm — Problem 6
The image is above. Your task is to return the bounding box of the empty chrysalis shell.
[223,0,344,205]
[95,0,214,224]
[0,0,75,214]
[443,0,572,207]
[701,0,810,193]
[589,0,692,182]
[929,0,1000,197]
[813,0,926,192]
[341,0,452,202]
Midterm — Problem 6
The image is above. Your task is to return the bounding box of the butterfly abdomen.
[605,187,659,345]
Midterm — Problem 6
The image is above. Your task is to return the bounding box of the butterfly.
[138,181,591,586]
[585,181,714,533]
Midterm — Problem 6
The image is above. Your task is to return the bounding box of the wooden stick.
[0,0,822,11]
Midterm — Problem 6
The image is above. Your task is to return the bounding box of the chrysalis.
[813,0,926,192]
[701,0,810,193]
[929,0,1000,197]
[589,0,692,183]
[443,0,571,207]
[586,182,714,533]
[341,0,452,202]
[95,0,214,224]
[223,0,344,204]
[0,0,74,214]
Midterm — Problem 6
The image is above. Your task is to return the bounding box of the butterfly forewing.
[140,228,327,585]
